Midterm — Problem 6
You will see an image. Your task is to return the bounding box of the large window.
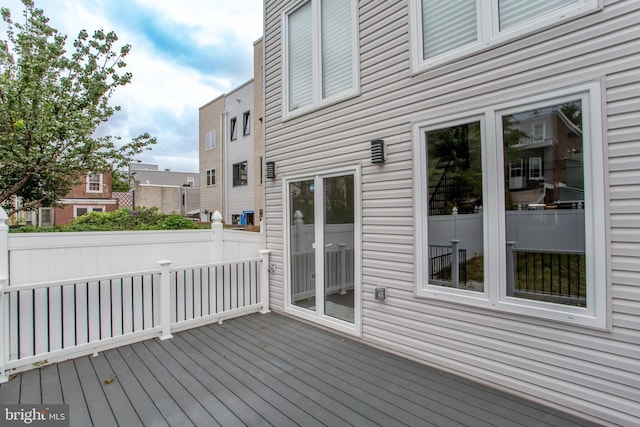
[284,0,358,116]
[414,83,606,328]
[410,0,597,71]
[233,162,248,186]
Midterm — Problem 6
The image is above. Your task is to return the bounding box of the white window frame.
[409,0,599,72]
[532,122,546,142]
[206,168,216,186]
[38,207,54,227]
[86,173,103,193]
[282,0,360,119]
[413,81,607,329]
[528,157,543,180]
[205,130,216,150]
[74,206,105,218]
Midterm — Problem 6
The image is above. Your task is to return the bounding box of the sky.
[1,0,264,172]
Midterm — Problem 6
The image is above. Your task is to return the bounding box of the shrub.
[9,208,208,232]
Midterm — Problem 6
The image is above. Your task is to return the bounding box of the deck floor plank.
[142,338,246,427]
[198,322,346,426]
[40,365,64,404]
[89,351,142,427]
[129,341,218,427]
[231,315,463,426]
[264,313,594,427]
[173,330,295,427]
[0,312,600,427]
[101,348,169,427]
[56,359,93,427]
[115,345,191,426]
[73,356,117,427]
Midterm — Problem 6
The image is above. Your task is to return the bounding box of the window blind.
[288,1,313,111]
[422,0,478,59]
[321,0,353,98]
[499,0,578,30]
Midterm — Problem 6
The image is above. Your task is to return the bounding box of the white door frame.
[282,165,362,336]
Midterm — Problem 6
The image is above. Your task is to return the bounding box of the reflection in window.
[502,101,586,306]
[426,121,484,291]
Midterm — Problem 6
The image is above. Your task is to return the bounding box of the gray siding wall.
[263,0,640,424]
[226,81,256,223]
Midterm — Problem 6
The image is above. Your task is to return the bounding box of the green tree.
[0,0,155,215]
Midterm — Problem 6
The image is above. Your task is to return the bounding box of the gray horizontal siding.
[264,0,640,424]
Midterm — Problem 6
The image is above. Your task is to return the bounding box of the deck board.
[0,312,600,427]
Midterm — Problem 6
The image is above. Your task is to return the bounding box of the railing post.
[258,249,272,314]
[338,243,347,295]
[450,239,460,288]
[158,260,173,341]
[0,207,9,383]
[212,210,224,262]
[506,241,517,296]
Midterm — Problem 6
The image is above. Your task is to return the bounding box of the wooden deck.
[0,312,599,426]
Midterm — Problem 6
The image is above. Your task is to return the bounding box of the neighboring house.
[199,38,265,227]
[262,0,639,425]
[129,164,200,216]
[52,172,119,225]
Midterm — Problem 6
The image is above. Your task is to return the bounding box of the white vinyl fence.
[0,209,269,382]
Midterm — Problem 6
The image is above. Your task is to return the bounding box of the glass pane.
[324,175,354,323]
[288,1,313,111]
[290,180,316,311]
[422,0,477,59]
[426,122,484,291]
[321,0,353,98]
[499,0,578,31]
[502,101,586,307]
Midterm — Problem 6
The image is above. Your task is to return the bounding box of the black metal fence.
[429,245,467,286]
[509,248,586,307]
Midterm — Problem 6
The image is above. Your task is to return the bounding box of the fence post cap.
[157,260,172,266]
[212,211,223,222]
[258,249,272,255]
[0,207,8,228]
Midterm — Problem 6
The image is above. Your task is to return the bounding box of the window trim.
[74,205,105,218]
[413,81,608,329]
[242,111,251,136]
[528,157,543,180]
[232,161,248,186]
[230,117,237,141]
[206,168,216,186]
[205,130,216,150]
[86,173,103,193]
[282,0,360,119]
[409,0,599,73]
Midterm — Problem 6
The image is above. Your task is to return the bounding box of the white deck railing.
[0,208,270,382]
[0,253,270,381]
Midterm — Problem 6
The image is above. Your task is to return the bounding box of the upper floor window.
[410,0,597,71]
[233,161,248,186]
[206,130,216,150]
[413,82,606,328]
[243,111,251,136]
[284,0,358,116]
[230,117,237,141]
[206,169,216,186]
[187,177,195,187]
[86,173,103,193]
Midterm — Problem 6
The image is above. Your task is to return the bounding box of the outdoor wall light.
[266,161,276,179]
[371,139,385,164]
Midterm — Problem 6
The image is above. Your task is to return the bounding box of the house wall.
[254,38,265,221]
[200,95,225,220]
[55,172,118,225]
[263,0,640,424]
[225,80,256,224]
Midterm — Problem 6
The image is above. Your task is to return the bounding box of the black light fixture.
[371,139,385,164]
[266,161,276,179]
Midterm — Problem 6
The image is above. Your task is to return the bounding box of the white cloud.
[2,0,263,172]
